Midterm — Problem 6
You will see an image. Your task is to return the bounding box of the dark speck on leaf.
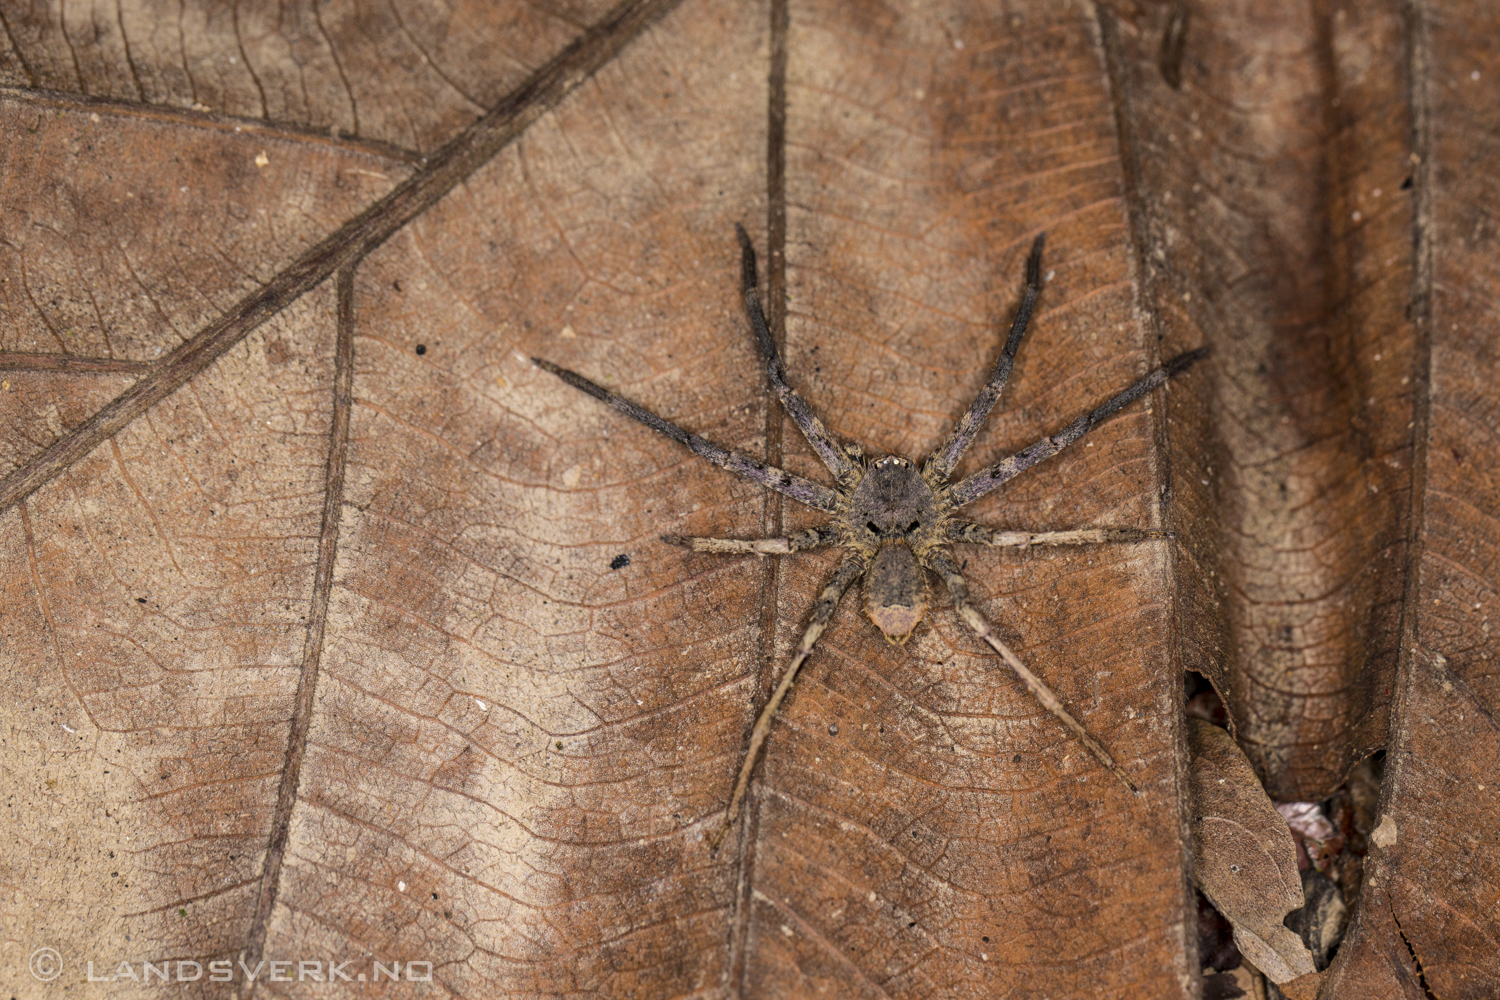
[136,597,147,604]
[415,344,427,355]
[609,553,631,570]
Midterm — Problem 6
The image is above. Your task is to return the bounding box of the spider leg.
[662,524,836,555]
[946,348,1208,509]
[947,520,1167,548]
[924,232,1046,483]
[924,546,1139,794]
[709,552,866,853]
[533,358,839,513]
[735,224,862,487]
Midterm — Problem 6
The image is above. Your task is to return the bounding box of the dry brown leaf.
[1,1,1497,998]
[1187,718,1315,984]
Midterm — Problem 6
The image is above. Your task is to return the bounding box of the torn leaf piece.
[1187,718,1317,983]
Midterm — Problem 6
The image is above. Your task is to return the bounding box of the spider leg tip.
[707,822,734,854]
[660,534,686,547]
[1166,346,1211,374]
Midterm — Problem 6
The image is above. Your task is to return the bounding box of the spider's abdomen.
[863,541,930,645]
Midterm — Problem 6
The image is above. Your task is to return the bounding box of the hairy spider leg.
[924,232,1047,483]
[947,347,1210,508]
[531,357,839,513]
[710,552,868,853]
[924,547,1139,793]
[735,224,862,487]
[946,522,1169,547]
[661,524,837,555]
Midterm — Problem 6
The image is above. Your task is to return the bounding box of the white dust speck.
[560,325,576,339]
[476,699,487,711]
[254,151,270,168]
[780,925,794,937]
[1473,70,1482,81]
[398,881,407,892]
[1352,210,1362,222]
[562,464,583,489]
[62,724,76,733]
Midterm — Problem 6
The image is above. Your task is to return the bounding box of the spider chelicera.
[535,226,1206,850]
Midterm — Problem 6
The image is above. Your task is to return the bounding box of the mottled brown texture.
[1317,2,1500,996]
[1105,2,1500,997]
[0,0,1496,997]
[1106,0,1416,801]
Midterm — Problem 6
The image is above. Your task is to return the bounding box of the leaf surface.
[1,1,1496,998]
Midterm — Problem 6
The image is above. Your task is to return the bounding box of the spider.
[534,226,1206,851]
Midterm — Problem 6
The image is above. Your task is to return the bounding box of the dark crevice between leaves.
[1391,907,1440,1000]
[1392,0,1435,732]
[239,265,358,978]
[729,0,790,992]
[0,0,686,516]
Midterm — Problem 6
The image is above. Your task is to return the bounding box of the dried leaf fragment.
[1187,718,1317,983]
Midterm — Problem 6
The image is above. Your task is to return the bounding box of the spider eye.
[906,520,921,534]
[866,521,881,535]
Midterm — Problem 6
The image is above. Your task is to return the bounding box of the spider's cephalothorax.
[535,225,1206,852]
